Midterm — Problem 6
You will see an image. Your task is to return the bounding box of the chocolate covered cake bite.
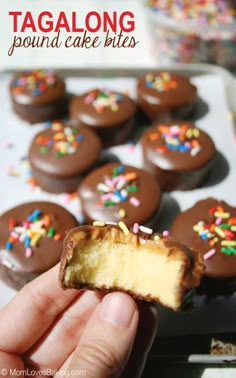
[60,223,204,310]
[171,198,236,295]
[77,163,161,228]
[29,120,102,193]
[69,88,136,146]
[137,72,197,122]
[10,70,67,124]
[0,201,77,290]
[141,121,216,191]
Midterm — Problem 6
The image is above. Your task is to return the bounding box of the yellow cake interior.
[63,239,187,309]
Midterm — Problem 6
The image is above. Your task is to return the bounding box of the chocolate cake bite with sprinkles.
[0,201,77,290]
[69,88,136,146]
[77,163,161,228]
[28,120,102,193]
[171,198,236,295]
[137,72,197,122]
[10,70,67,124]
[141,121,216,191]
[59,222,204,310]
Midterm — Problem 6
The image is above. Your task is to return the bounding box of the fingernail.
[99,292,136,329]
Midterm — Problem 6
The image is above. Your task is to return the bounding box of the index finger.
[0,264,79,354]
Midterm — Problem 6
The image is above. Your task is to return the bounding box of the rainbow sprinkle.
[5,209,62,258]
[126,141,136,152]
[7,166,21,177]
[149,123,202,155]
[97,165,140,219]
[12,70,57,96]
[146,72,178,92]
[193,205,236,257]
[5,141,14,149]
[84,89,123,113]
[162,230,170,237]
[36,121,84,157]
[92,221,169,243]
[118,221,130,235]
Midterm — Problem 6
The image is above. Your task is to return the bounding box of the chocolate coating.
[141,121,216,191]
[137,72,197,122]
[12,99,67,125]
[10,70,67,124]
[171,198,236,279]
[69,88,136,146]
[29,121,102,193]
[0,201,78,290]
[77,163,161,227]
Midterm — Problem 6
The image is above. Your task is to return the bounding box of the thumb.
[68,292,139,378]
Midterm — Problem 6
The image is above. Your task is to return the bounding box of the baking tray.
[1,63,236,365]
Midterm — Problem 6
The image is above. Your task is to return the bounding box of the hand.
[0,265,158,377]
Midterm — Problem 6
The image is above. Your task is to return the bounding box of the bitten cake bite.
[171,198,236,295]
[141,121,216,191]
[0,201,77,290]
[29,120,102,193]
[77,163,161,228]
[10,70,67,124]
[69,88,136,146]
[59,223,204,310]
[137,72,197,122]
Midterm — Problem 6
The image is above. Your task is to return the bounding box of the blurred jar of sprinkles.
[145,0,236,67]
